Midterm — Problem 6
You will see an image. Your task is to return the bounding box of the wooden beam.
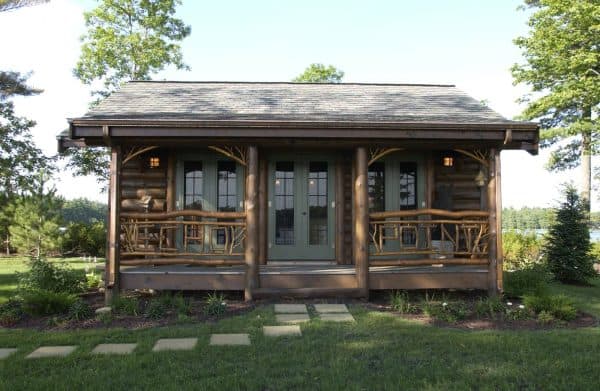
[495,151,504,292]
[370,258,488,266]
[354,147,369,297]
[166,150,176,212]
[258,156,268,265]
[253,287,363,298]
[335,159,345,264]
[370,208,489,219]
[244,145,259,300]
[121,258,244,266]
[487,149,499,296]
[106,145,121,304]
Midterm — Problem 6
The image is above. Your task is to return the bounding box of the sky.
[0,0,596,209]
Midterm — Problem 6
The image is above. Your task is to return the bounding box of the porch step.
[253,287,363,298]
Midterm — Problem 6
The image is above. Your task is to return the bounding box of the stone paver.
[276,313,310,324]
[0,348,18,360]
[274,304,308,314]
[263,325,302,337]
[209,334,251,346]
[152,338,197,352]
[314,304,349,313]
[319,313,355,322]
[92,343,137,355]
[26,346,77,359]
[95,306,112,315]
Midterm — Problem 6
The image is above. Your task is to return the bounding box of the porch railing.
[119,210,246,266]
[369,208,490,266]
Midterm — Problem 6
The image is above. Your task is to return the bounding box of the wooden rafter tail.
[368,147,404,166]
[208,146,248,166]
[453,149,490,167]
[122,146,160,165]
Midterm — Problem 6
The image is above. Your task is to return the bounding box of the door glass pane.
[217,161,237,212]
[368,162,385,212]
[184,162,203,209]
[308,162,328,245]
[399,162,417,209]
[275,162,294,245]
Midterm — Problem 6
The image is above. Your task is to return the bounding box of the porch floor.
[119,264,488,292]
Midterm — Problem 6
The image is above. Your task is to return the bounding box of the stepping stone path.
[319,313,355,322]
[209,334,250,346]
[275,313,311,324]
[26,346,77,359]
[152,338,197,352]
[314,303,355,322]
[95,306,112,315]
[0,348,18,360]
[263,325,302,337]
[274,303,310,324]
[92,343,137,355]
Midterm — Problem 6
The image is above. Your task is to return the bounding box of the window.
[184,162,203,209]
[217,161,237,212]
[275,162,294,245]
[399,162,417,210]
[308,162,328,245]
[368,162,385,213]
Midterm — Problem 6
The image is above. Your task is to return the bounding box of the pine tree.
[544,185,596,284]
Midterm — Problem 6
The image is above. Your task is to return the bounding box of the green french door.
[268,158,335,260]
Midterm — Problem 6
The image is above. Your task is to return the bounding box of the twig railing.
[120,210,246,266]
[369,209,490,266]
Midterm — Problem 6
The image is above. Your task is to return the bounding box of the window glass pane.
[308,162,328,245]
[368,162,385,212]
[399,162,417,210]
[275,162,294,245]
[184,162,203,210]
[217,161,237,212]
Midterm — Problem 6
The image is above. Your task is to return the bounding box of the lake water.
[510,229,600,242]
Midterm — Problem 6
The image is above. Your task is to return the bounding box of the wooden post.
[495,151,503,292]
[335,159,345,264]
[258,156,268,265]
[487,148,498,296]
[166,150,176,247]
[426,152,435,208]
[245,145,259,300]
[106,145,122,304]
[354,147,369,298]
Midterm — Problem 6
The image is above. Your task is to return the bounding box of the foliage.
[85,271,102,289]
[424,301,469,323]
[389,290,417,314]
[292,63,344,83]
[502,207,556,230]
[503,265,551,298]
[502,230,543,270]
[61,221,106,257]
[537,310,555,325]
[204,292,227,316]
[0,298,24,326]
[68,299,93,321]
[512,0,599,205]
[17,257,85,294]
[0,0,48,12]
[504,302,532,321]
[62,198,107,225]
[544,185,596,284]
[523,293,577,321]
[20,289,76,316]
[591,241,600,262]
[474,296,505,319]
[144,298,167,319]
[112,295,140,316]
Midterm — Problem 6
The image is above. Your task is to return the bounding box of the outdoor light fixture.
[149,156,160,168]
[442,156,454,167]
[475,168,486,187]
[275,179,281,185]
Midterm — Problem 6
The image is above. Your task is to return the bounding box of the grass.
[0,306,598,390]
[547,278,600,318]
[0,257,99,303]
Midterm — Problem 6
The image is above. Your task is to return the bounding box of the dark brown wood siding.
[121,149,169,213]
[433,153,484,211]
[342,153,354,264]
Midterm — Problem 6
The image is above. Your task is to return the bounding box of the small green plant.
[20,290,77,316]
[98,311,113,325]
[503,230,543,270]
[112,296,139,316]
[68,299,93,321]
[503,265,551,297]
[523,293,577,321]
[204,292,227,316]
[172,293,191,316]
[85,272,102,289]
[18,257,85,294]
[389,291,417,314]
[504,302,532,320]
[0,299,25,326]
[537,310,555,325]
[145,298,167,319]
[424,301,469,323]
[475,296,505,319]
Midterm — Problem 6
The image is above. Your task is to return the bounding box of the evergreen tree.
[544,185,596,284]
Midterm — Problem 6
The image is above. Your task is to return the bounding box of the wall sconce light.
[442,156,454,167]
[149,156,160,168]
[475,168,487,187]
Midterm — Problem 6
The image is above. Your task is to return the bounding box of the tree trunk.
[581,106,592,215]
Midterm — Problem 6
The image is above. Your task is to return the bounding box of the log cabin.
[57,81,539,301]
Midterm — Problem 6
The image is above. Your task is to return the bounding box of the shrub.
[523,293,577,321]
[475,296,505,319]
[172,293,191,316]
[503,231,543,270]
[543,185,596,284]
[204,292,227,316]
[61,221,106,257]
[0,299,25,326]
[68,299,93,321]
[145,298,167,319]
[504,302,532,321]
[503,265,551,298]
[18,258,85,294]
[21,289,77,316]
[537,310,555,325]
[424,301,469,323]
[389,291,417,314]
[86,272,102,289]
[112,296,139,316]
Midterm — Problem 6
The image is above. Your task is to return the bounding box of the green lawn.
[0,257,97,303]
[0,306,599,390]
[548,278,600,318]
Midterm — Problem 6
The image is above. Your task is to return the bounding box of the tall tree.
[293,63,344,83]
[512,0,599,211]
[0,0,47,12]
[67,0,191,182]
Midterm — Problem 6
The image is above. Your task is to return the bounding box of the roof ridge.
[127,80,456,88]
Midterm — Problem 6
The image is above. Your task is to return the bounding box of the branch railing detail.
[369,209,490,265]
[120,210,246,264]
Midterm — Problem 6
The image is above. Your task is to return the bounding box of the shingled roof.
[77,81,518,124]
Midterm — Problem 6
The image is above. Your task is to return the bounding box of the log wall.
[120,149,169,213]
[433,153,483,211]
